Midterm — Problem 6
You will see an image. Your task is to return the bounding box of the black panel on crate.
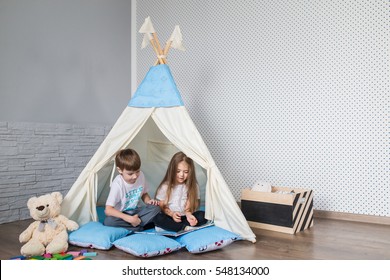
[241,200,293,227]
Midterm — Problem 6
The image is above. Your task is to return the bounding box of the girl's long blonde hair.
[156,152,199,213]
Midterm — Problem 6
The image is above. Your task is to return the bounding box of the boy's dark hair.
[115,149,141,171]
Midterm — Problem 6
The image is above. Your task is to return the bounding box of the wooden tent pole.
[164,40,172,56]
[150,38,164,65]
[155,40,172,65]
[152,33,167,64]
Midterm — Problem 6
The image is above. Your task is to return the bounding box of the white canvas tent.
[61,18,256,242]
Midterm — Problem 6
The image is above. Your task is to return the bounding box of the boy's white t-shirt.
[156,183,200,215]
[106,171,149,212]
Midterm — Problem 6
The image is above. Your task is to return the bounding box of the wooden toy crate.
[241,186,313,234]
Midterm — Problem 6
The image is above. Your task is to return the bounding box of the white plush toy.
[251,181,272,192]
[19,192,79,256]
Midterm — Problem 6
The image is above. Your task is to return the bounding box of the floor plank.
[1,218,389,260]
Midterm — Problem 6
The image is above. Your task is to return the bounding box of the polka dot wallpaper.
[136,0,390,216]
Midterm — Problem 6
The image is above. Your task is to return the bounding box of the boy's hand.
[124,214,141,227]
[148,199,159,206]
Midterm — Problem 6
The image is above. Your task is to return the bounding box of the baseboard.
[237,201,390,225]
[314,210,390,225]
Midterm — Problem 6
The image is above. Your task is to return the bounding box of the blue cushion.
[69,221,130,250]
[175,226,241,254]
[113,234,182,258]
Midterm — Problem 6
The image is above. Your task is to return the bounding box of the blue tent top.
[128,64,184,108]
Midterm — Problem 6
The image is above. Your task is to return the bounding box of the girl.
[153,151,208,232]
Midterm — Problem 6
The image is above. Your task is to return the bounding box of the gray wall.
[0,0,132,125]
[0,0,132,223]
[1,0,389,223]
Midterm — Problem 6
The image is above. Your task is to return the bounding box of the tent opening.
[95,117,207,210]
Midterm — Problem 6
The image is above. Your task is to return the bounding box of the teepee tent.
[61,17,256,242]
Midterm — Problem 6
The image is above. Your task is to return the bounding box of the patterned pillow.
[113,234,183,258]
[69,221,130,250]
[175,226,241,253]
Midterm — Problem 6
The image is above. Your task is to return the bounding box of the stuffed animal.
[19,192,79,256]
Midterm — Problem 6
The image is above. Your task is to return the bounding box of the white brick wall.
[0,121,110,224]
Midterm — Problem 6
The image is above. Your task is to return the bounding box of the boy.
[103,148,160,231]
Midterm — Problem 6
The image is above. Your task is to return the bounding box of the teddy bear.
[19,191,79,256]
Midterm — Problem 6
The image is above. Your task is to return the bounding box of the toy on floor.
[10,250,97,260]
[19,192,79,256]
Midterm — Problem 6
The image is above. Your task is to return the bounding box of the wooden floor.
[1,217,390,260]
